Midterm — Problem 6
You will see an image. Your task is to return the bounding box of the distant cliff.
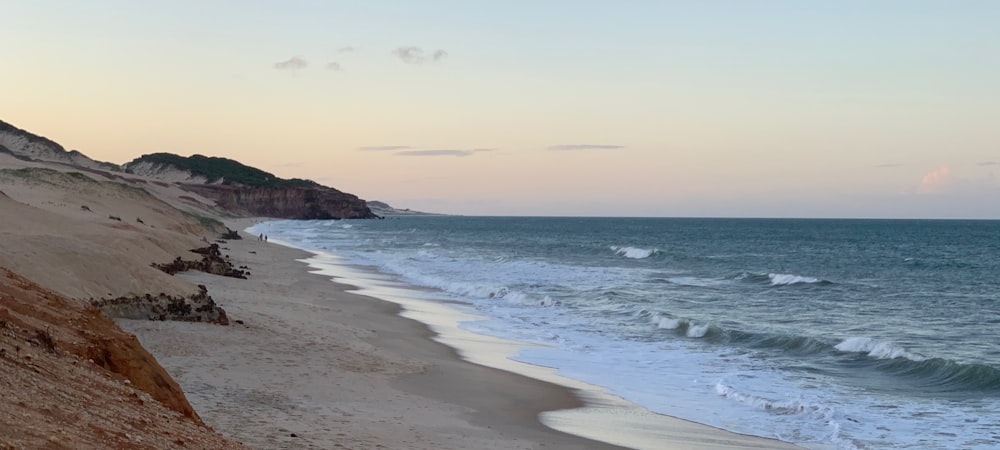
[125,153,376,219]
[0,119,377,220]
[367,200,440,216]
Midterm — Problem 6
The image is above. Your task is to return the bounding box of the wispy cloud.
[337,46,356,53]
[397,150,474,157]
[547,144,625,151]
[978,161,999,166]
[392,46,448,64]
[873,163,904,168]
[274,56,307,70]
[359,145,412,152]
[362,147,494,156]
[919,165,952,193]
[326,62,342,71]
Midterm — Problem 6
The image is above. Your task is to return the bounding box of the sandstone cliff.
[183,184,377,219]
[126,153,377,219]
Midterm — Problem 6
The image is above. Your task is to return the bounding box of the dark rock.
[151,244,249,279]
[90,285,229,325]
[219,228,242,240]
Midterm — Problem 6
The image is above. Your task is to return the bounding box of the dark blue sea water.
[251,217,1000,449]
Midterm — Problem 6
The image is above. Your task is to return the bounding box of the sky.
[1,1,998,218]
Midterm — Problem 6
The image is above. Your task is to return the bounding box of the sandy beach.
[119,220,801,450]
[0,143,797,449]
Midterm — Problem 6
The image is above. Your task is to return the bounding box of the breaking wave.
[734,272,830,286]
[835,337,924,361]
[768,273,825,286]
[610,246,661,259]
[645,313,720,339]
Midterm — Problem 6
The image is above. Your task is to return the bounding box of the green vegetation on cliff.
[129,153,319,188]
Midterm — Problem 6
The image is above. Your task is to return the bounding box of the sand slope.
[1,155,245,447]
[0,164,215,299]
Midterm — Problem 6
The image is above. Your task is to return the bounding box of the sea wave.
[873,357,1000,392]
[835,337,924,361]
[734,332,831,356]
[687,323,711,338]
[645,313,720,339]
[733,272,829,286]
[715,383,834,418]
[665,276,727,287]
[610,246,661,259]
[768,273,824,286]
[833,337,1000,392]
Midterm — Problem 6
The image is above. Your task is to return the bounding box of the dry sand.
[120,222,802,450]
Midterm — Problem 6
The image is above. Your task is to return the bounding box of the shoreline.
[120,221,623,449]
[295,248,803,450]
[122,218,801,449]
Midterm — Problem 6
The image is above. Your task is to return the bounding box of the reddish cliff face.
[183,185,377,219]
[0,268,201,423]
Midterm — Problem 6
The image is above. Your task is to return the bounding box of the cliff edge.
[125,153,377,219]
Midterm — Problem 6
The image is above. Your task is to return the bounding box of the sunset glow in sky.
[3,1,998,217]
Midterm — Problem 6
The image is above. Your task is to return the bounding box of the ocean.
[249,217,1000,449]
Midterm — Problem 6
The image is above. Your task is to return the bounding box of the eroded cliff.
[125,153,377,219]
[183,184,376,219]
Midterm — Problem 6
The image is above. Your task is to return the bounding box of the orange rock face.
[0,268,246,449]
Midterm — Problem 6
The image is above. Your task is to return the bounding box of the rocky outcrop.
[0,120,120,171]
[91,285,230,325]
[183,184,377,219]
[152,243,249,279]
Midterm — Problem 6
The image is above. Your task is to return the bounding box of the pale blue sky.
[2,1,998,217]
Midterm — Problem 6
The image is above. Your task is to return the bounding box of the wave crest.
[610,246,661,259]
[835,337,925,361]
[768,273,823,286]
[732,272,829,286]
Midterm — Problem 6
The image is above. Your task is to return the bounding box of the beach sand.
[120,221,802,450]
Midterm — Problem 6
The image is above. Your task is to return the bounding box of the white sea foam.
[610,246,660,259]
[652,314,683,330]
[768,273,822,286]
[687,323,710,338]
[715,383,831,417]
[834,337,925,361]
